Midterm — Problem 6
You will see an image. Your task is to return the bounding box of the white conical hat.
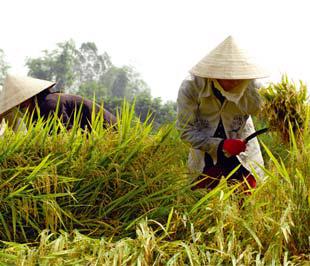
[190,36,269,79]
[0,74,55,115]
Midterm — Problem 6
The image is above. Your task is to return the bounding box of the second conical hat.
[0,74,55,115]
[190,36,269,79]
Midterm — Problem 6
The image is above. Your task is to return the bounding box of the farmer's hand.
[223,139,246,156]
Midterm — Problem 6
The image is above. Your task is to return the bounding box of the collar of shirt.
[194,76,250,102]
[212,79,250,103]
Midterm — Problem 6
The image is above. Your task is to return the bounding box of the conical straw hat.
[190,36,269,79]
[0,74,55,115]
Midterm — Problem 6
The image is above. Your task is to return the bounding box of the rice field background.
[0,79,309,265]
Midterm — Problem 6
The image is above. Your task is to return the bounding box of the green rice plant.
[0,100,309,264]
[0,100,188,242]
[252,123,310,257]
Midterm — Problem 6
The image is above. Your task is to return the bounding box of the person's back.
[0,75,117,133]
[37,92,116,130]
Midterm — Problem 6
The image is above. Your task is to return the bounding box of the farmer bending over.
[0,75,116,132]
[176,36,268,191]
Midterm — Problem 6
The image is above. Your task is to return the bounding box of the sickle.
[244,127,269,143]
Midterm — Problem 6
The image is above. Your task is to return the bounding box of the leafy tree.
[122,65,150,100]
[155,100,177,125]
[97,65,150,99]
[134,92,176,126]
[26,40,77,91]
[134,90,153,121]
[78,80,108,101]
[54,41,78,91]
[111,69,128,98]
[0,49,10,86]
[25,40,177,125]
[73,42,112,90]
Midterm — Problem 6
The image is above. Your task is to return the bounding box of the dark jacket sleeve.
[85,99,117,128]
[38,93,71,127]
[38,93,117,130]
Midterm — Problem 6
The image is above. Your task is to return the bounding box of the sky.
[1,0,310,102]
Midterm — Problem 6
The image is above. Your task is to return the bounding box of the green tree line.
[0,41,176,125]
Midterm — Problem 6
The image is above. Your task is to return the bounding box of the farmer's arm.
[176,79,222,155]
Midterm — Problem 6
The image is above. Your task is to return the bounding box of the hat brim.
[0,75,56,115]
[190,36,269,80]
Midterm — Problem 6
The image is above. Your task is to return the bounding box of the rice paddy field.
[0,82,309,265]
